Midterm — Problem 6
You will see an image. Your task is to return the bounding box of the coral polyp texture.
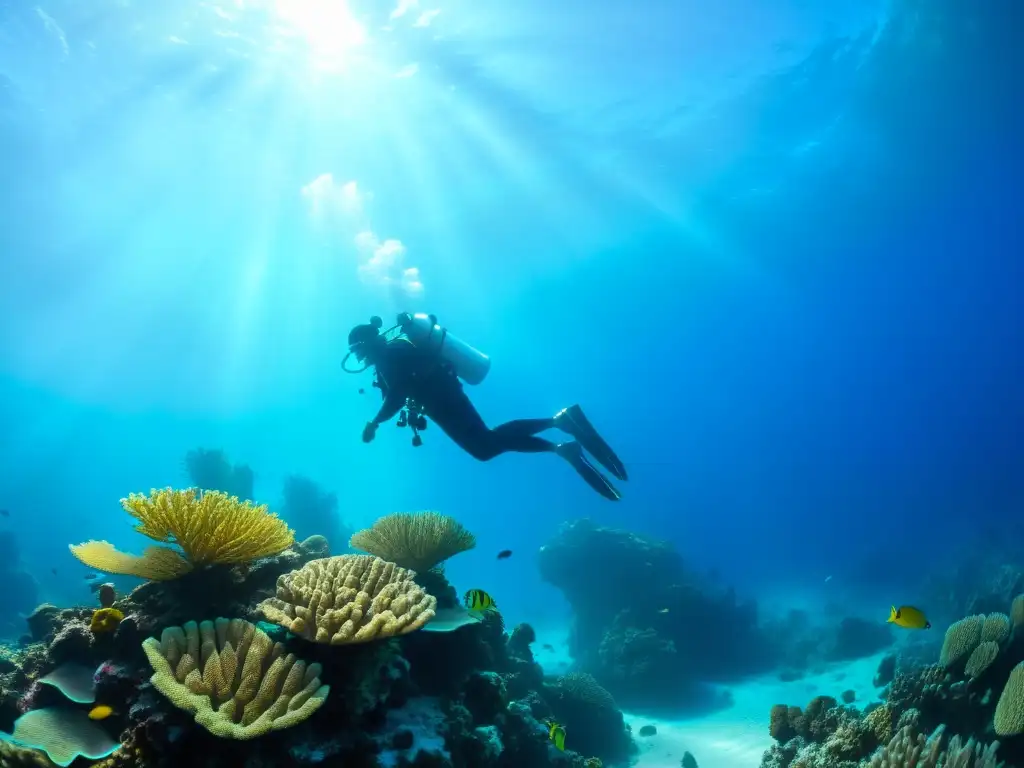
[69,488,295,581]
[141,618,329,739]
[258,554,437,644]
[349,511,476,573]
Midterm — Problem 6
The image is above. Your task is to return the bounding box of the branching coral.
[348,511,476,572]
[868,723,1002,768]
[69,488,294,581]
[142,618,328,739]
[258,555,436,644]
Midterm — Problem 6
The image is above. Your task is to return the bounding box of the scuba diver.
[343,313,628,501]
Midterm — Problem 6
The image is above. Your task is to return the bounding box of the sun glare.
[273,0,368,67]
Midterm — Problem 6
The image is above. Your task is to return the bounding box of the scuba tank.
[398,312,491,385]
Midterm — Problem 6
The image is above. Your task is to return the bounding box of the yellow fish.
[547,721,567,751]
[88,705,114,721]
[888,605,931,630]
[464,589,498,613]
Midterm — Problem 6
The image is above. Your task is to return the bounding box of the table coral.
[142,618,328,740]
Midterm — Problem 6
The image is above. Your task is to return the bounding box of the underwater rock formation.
[0,531,39,639]
[539,518,772,709]
[184,448,255,502]
[280,475,351,554]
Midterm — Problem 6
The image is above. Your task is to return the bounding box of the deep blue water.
[0,0,1021,633]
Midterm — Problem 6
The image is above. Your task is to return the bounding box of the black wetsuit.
[371,337,556,461]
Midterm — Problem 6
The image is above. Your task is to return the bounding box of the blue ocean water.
[0,0,1020,681]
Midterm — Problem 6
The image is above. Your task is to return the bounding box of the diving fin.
[554,404,628,481]
[555,441,622,501]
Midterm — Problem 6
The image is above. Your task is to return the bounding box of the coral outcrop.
[539,518,771,709]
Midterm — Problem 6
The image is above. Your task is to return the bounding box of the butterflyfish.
[464,589,498,613]
[888,605,931,629]
[547,721,566,751]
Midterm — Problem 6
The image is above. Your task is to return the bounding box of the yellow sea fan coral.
[258,555,436,644]
[69,489,294,582]
[69,542,192,581]
[141,618,328,740]
[124,488,294,565]
[90,608,124,634]
[349,511,476,573]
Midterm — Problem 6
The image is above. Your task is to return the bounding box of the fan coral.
[69,488,294,581]
[258,555,436,644]
[141,618,328,740]
[349,511,476,572]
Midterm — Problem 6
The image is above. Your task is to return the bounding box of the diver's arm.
[371,391,405,426]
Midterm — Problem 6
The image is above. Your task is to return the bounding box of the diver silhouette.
[342,313,628,501]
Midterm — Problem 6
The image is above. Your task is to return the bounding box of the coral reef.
[763,591,1024,768]
[0,498,636,768]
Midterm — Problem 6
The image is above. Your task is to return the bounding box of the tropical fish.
[464,589,497,614]
[888,605,931,630]
[547,721,566,751]
[88,705,114,720]
[83,573,99,581]
[658,608,669,614]
[638,724,657,737]
[497,549,513,560]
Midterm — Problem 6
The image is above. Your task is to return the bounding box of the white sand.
[531,625,888,768]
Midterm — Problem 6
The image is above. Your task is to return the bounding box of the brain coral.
[258,555,436,644]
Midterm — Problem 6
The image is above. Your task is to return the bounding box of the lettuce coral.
[142,618,328,740]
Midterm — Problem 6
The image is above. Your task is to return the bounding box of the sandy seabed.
[531,625,887,768]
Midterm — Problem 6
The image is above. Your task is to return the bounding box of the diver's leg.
[426,386,551,460]
[553,405,628,481]
[553,442,621,501]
